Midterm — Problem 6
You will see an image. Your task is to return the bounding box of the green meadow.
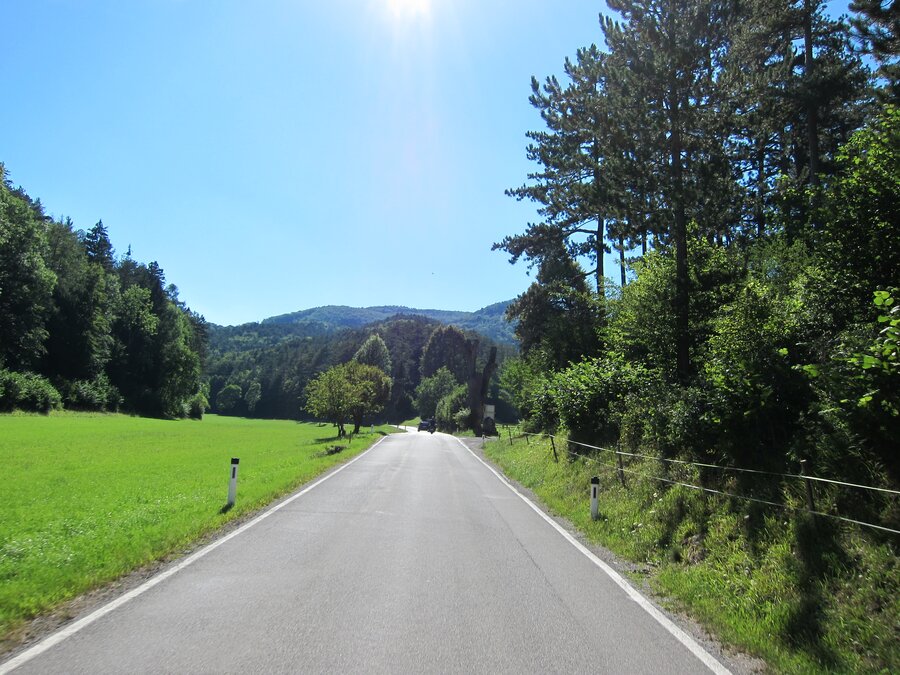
[1,413,390,639]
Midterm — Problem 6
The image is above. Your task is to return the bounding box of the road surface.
[3,430,731,674]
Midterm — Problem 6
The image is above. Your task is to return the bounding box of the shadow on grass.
[782,515,846,669]
[219,503,234,515]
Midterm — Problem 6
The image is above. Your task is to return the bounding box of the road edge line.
[455,437,731,675]
[0,436,387,674]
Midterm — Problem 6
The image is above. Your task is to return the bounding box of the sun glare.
[386,0,431,20]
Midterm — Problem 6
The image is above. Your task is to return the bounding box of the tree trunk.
[466,342,497,436]
[756,140,766,238]
[619,235,626,287]
[592,143,606,300]
[803,0,820,186]
[670,93,691,384]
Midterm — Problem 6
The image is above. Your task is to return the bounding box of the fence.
[499,426,900,536]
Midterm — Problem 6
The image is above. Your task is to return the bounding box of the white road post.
[227,457,240,507]
[590,476,600,521]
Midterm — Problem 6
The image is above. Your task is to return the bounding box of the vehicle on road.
[418,419,436,433]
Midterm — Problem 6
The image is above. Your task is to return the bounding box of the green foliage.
[505,244,602,369]
[414,367,459,419]
[64,374,122,412]
[304,361,392,433]
[243,381,262,413]
[353,333,392,374]
[342,361,392,432]
[0,165,207,418]
[0,166,56,370]
[435,384,468,431]
[188,389,209,420]
[420,324,470,381]
[0,369,62,413]
[861,290,899,378]
[216,383,243,415]
[497,356,548,423]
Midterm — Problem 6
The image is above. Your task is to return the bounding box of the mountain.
[260,301,516,344]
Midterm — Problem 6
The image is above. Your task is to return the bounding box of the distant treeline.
[205,315,518,422]
[0,164,207,417]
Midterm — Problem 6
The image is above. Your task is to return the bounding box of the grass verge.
[483,433,899,673]
[0,413,391,640]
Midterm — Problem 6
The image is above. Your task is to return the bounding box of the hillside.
[259,301,516,345]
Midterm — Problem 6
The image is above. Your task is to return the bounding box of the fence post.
[549,436,558,463]
[590,476,600,520]
[508,428,513,446]
[616,449,626,488]
[800,459,817,516]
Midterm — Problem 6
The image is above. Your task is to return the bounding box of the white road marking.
[0,437,387,674]
[456,437,732,675]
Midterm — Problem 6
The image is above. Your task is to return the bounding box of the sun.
[385,0,431,19]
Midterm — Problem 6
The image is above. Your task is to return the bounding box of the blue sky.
[2,0,619,326]
[2,0,853,326]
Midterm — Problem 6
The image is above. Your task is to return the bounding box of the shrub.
[188,389,209,420]
[66,375,123,412]
[0,369,62,413]
[435,384,468,431]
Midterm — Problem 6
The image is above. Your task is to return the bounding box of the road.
[3,430,731,674]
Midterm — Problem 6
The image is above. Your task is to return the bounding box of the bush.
[65,375,123,412]
[435,384,468,431]
[0,369,62,413]
[546,355,654,449]
[188,391,209,420]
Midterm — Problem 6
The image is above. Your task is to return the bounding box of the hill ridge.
[256,300,515,344]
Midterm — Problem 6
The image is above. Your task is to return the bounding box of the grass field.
[0,413,393,639]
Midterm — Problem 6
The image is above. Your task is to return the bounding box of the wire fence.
[499,427,900,536]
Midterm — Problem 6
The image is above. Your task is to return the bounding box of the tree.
[603,0,734,381]
[305,367,353,436]
[244,381,262,413]
[42,219,115,383]
[0,165,56,370]
[496,46,617,299]
[305,362,392,435]
[353,333,392,374]
[216,383,243,415]
[505,240,601,369]
[420,325,469,381]
[466,341,498,436]
[83,220,114,272]
[850,0,899,101]
[414,367,459,419]
[343,361,392,434]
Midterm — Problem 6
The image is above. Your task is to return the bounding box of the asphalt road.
[4,430,731,674]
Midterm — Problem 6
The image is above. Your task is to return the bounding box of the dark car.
[418,419,435,432]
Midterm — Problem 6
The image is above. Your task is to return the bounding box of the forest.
[0,170,207,418]
[491,0,898,512]
[205,316,517,425]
